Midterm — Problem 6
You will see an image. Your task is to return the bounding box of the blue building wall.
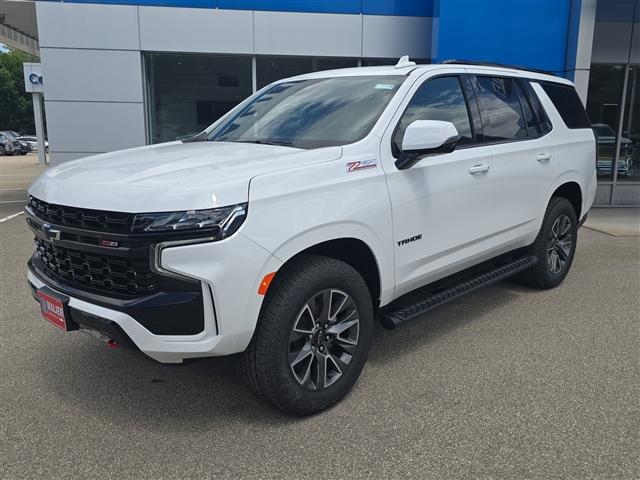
[432,0,580,76]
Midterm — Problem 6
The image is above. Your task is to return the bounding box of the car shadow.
[367,280,529,365]
[37,280,531,427]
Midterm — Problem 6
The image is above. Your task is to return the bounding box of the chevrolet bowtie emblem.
[42,223,61,241]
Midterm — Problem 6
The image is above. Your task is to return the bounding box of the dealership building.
[20,0,640,205]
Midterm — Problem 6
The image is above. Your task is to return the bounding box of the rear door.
[469,73,556,241]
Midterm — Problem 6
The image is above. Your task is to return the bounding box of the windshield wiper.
[234,139,296,147]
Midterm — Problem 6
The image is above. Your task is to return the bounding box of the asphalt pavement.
[1,158,639,479]
[0,154,47,219]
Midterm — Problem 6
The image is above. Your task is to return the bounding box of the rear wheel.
[0,146,5,156]
[519,197,577,289]
[242,255,373,415]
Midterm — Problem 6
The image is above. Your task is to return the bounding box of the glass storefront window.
[145,53,253,143]
[256,56,358,90]
[619,66,640,182]
[586,64,627,182]
[256,56,312,90]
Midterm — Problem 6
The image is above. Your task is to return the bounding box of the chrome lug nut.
[325,335,330,341]
[319,346,325,352]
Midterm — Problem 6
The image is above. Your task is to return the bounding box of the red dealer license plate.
[37,289,69,331]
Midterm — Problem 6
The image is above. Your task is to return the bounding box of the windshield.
[1,131,17,140]
[208,76,405,149]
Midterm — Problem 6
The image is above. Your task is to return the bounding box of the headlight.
[132,203,247,239]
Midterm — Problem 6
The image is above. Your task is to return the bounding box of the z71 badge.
[346,159,377,172]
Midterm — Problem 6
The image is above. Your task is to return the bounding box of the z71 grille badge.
[99,239,119,248]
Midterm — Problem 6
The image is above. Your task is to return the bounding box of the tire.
[241,255,373,415]
[519,197,577,289]
[20,151,27,155]
[0,146,5,156]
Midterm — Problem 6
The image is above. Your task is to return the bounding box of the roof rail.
[441,59,556,76]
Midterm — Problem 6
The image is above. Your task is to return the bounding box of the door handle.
[468,164,490,175]
[537,153,553,162]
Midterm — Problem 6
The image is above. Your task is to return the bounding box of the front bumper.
[27,232,282,363]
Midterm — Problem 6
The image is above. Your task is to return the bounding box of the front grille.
[28,196,134,234]
[35,238,157,295]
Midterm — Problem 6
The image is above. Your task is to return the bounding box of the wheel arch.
[267,236,385,312]
[550,181,582,220]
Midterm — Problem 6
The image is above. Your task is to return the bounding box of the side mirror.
[395,120,459,170]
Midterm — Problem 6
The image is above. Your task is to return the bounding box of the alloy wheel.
[288,289,360,391]
[547,214,573,274]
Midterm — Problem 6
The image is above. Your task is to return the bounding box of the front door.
[379,72,494,298]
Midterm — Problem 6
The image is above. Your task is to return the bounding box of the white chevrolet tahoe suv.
[26,60,596,415]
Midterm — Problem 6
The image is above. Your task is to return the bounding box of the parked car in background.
[18,136,49,153]
[592,123,635,177]
[0,132,21,156]
[0,131,31,155]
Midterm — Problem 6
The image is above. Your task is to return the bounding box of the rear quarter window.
[540,82,591,129]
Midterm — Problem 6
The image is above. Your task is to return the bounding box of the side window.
[393,76,473,155]
[474,76,527,141]
[540,82,591,129]
[515,81,541,136]
[519,80,552,135]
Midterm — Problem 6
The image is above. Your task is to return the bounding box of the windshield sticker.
[375,84,396,90]
[346,159,377,172]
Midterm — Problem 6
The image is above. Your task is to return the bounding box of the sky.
[0,43,9,53]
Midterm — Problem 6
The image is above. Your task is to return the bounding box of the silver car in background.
[17,136,49,154]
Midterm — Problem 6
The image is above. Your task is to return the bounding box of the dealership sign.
[23,63,43,93]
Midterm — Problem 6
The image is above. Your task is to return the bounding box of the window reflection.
[586,65,627,181]
[393,76,473,153]
[211,76,405,149]
[145,53,253,143]
[475,77,527,141]
[256,56,358,90]
[619,66,639,182]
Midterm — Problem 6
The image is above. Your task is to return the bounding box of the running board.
[380,255,538,329]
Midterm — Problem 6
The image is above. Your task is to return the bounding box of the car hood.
[29,141,342,212]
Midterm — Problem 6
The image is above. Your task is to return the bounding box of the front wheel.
[242,255,373,415]
[519,197,577,289]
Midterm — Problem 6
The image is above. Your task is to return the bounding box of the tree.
[0,48,38,134]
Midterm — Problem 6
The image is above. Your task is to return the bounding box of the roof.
[287,62,573,87]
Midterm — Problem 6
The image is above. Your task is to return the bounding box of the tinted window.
[541,82,591,129]
[393,76,473,154]
[519,80,552,134]
[474,77,527,141]
[256,56,359,90]
[145,53,253,143]
[516,83,537,135]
